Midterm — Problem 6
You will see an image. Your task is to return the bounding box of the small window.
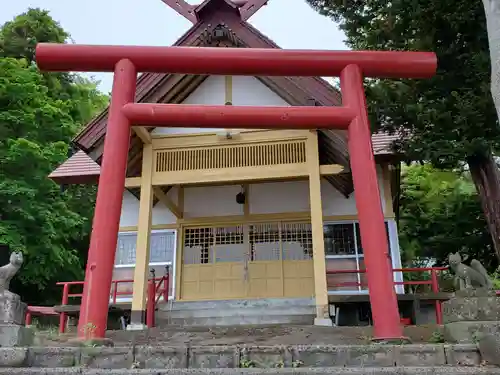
[323,223,356,256]
[115,230,176,266]
[324,221,392,293]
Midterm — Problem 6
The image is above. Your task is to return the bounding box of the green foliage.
[306,0,499,164]
[429,330,445,343]
[0,8,107,304]
[0,8,68,63]
[399,164,496,270]
[306,0,500,260]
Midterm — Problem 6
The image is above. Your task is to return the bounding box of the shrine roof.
[49,150,100,184]
[53,0,400,193]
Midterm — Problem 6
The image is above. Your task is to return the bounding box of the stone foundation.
[442,288,500,343]
[0,344,482,369]
[0,293,32,348]
[0,293,26,326]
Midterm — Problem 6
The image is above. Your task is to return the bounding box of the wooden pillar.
[174,186,184,300]
[381,164,394,217]
[129,144,154,329]
[307,130,332,326]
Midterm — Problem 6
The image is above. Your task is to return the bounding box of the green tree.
[0,9,107,304]
[399,164,496,271]
[0,8,68,63]
[306,0,500,260]
[0,58,84,292]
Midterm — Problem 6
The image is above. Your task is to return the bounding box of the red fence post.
[77,59,137,339]
[341,64,404,341]
[146,279,155,328]
[431,269,443,325]
[112,281,118,304]
[163,266,170,301]
[59,283,69,334]
[25,310,32,327]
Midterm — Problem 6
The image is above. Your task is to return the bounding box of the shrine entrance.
[180,221,314,300]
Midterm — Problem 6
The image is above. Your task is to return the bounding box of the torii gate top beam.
[35,43,437,78]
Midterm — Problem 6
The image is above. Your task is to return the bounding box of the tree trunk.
[467,152,500,260]
[482,0,500,121]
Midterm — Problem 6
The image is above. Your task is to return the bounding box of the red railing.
[30,265,499,333]
[25,306,59,327]
[327,267,449,324]
[54,268,170,333]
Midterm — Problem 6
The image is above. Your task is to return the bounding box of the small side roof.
[49,150,100,184]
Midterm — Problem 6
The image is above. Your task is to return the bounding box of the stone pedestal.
[0,292,26,325]
[443,288,500,343]
[0,292,32,347]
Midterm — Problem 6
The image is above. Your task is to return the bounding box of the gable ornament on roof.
[200,24,243,46]
[162,0,268,24]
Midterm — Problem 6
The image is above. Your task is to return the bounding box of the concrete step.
[1,368,498,375]
[162,306,315,319]
[161,314,315,326]
[157,297,316,327]
[162,297,315,311]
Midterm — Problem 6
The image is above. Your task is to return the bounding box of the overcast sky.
[1,0,347,92]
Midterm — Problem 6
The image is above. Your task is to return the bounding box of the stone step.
[160,313,315,326]
[36,325,441,348]
[0,368,499,375]
[163,297,315,311]
[4,343,482,369]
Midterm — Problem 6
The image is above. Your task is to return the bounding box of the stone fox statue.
[0,252,23,294]
[448,252,492,290]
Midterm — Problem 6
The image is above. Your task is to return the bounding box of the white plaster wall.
[184,185,244,218]
[231,76,289,106]
[180,167,387,218]
[250,166,386,216]
[119,188,178,227]
[152,76,289,136]
[119,167,387,223]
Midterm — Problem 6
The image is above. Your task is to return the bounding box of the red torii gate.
[36,43,436,341]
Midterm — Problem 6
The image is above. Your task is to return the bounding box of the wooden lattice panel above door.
[155,139,307,172]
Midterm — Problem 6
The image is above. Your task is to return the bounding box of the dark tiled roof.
[49,151,100,184]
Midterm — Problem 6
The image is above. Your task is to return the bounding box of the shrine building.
[48,0,407,330]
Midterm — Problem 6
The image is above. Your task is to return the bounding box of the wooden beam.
[125,177,141,188]
[130,144,154,328]
[160,0,197,23]
[127,164,343,189]
[239,0,268,21]
[307,130,332,326]
[319,164,344,175]
[153,187,183,219]
[132,127,152,144]
[152,164,344,186]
